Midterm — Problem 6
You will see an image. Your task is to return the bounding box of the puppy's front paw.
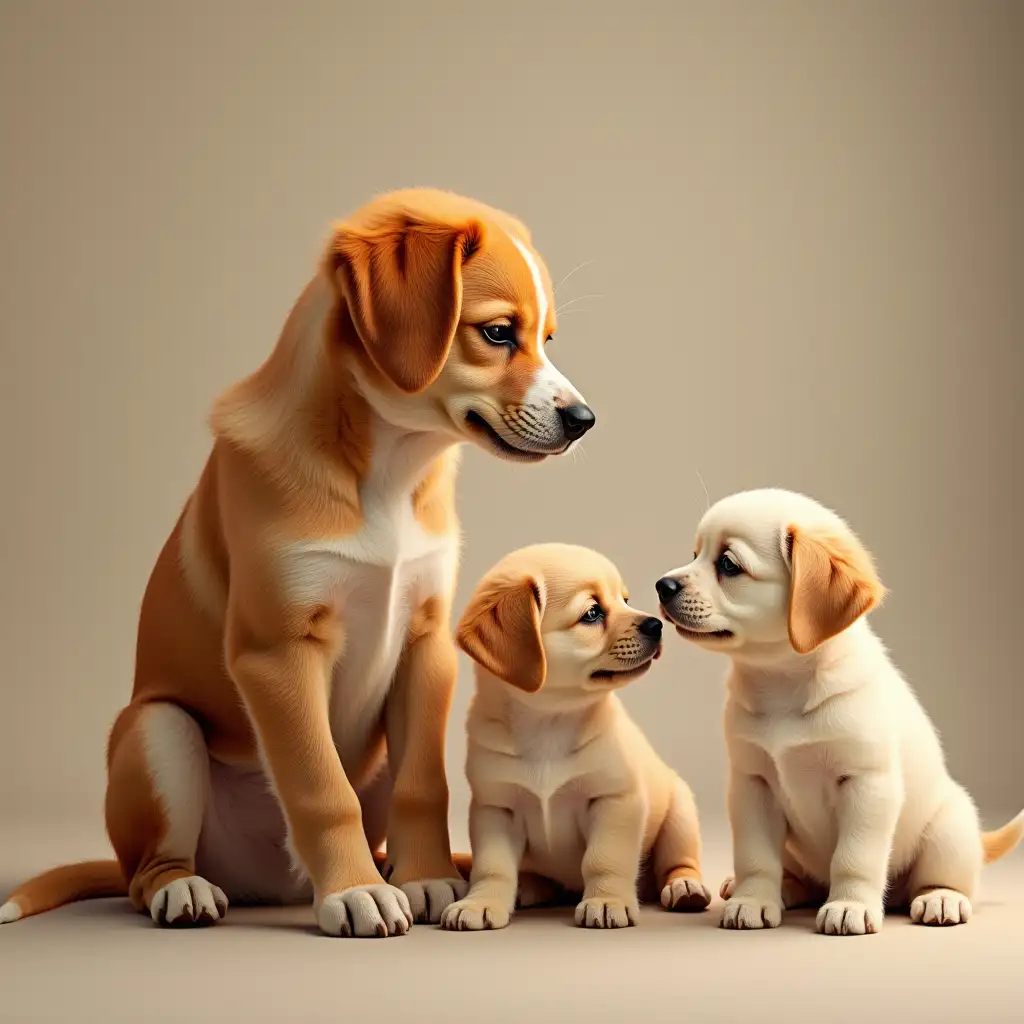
[910,889,971,927]
[399,877,469,924]
[815,899,882,936]
[439,896,512,931]
[661,878,712,912]
[575,896,639,929]
[316,884,413,938]
[720,896,783,930]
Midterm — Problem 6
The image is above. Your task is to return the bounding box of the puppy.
[657,488,1024,935]
[440,543,711,931]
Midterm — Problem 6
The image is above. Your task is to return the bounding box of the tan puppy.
[441,543,711,931]
[656,488,1024,935]
[1,188,596,938]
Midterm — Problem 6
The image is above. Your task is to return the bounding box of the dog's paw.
[150,876,228,927]
[719,876,735,900]
[439,896,512,931]
[720,896,783,930]
[910,889,971,927]
[574,896,639,929]
[399,877,469,924]
[661,878,712,912]
[316,884,413,938]
[815,899,882,936]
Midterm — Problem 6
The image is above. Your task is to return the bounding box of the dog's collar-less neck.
[729,623,874,714]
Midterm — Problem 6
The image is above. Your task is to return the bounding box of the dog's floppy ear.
[456,572,546,693]
[786,525,886,654]
[327,214,485,394]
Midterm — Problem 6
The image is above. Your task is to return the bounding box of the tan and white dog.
[656,488,1024,935]
[441,543,712,931]
[0,188,596,938]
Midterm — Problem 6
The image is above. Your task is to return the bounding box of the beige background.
[1,4,1023,1020]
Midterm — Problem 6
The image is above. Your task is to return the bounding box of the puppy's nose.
[558,403,596,441]
[638,616,663,639]
[656,577,682,604]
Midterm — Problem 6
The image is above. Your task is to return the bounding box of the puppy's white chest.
[730,705,852,875]
[501,728,605,890]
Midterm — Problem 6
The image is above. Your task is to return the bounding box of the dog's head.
[456,543,663,704]
[324,188,594,462]
[655,489,886,659]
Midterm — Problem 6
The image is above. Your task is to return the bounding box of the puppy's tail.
[0,860,127,924]
[982,810,1024,865]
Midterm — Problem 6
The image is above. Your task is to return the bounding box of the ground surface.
[1,817,1021,1023]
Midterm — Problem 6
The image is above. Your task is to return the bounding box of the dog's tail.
[0,860,127,924]
[982,810,1024,865]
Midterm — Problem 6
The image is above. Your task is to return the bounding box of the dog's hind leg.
[906,785,982,927]
[106,700,227,926]
[653,779,712,912]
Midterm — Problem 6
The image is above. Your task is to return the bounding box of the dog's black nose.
[656,577,683,604]
[558,403,596,441]
[638,616,663,639]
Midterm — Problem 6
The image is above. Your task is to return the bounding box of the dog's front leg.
[226,610,412,939]
[816,771,902,936]
[722,771,788,930]
[383,604,468,923]
[440,802,525,931]
[575,793,645,929]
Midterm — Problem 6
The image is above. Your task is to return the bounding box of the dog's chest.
[503,727,606,888]
[279,468,456,768]
[730,701,851,870]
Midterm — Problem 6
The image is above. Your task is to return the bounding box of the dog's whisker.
[553,259,596,295]
[555,308,590,317]
[695,468,711,513]
[555,293,604,315]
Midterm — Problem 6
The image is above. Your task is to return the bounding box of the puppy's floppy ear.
[786,525,886,654]
[327,214,485,394]
[456,573,546,693]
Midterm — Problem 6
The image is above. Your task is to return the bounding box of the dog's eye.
[716,553,743,578]
[579,604,604,624]
[480,323,517,346]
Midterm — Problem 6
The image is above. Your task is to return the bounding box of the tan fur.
[787,526,886,654]
[1,189,593,936]
[441,544,711,931]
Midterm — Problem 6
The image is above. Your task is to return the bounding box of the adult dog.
[1,188,595,938]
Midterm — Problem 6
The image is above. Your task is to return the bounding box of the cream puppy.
[656,488,1023,936]
[441,543,711,931]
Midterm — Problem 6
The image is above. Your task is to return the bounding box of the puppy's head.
[456,544,663,703]
[324,188,594,462]
[656,489,886,659]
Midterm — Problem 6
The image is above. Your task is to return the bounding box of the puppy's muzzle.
[656,577,725,635]
[591,617,663,681]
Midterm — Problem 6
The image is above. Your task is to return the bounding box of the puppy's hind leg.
[106,701,227,927]
[654,779,712,913]
[907,785,982,927]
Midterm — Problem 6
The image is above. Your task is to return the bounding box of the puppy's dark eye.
[480,323,516,346]
[579,604,604,624]
[716,553,743,578]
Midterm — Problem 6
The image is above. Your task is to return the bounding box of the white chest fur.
[725,660,896,879]
[278,426,459,768]
[468,700,631,890]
